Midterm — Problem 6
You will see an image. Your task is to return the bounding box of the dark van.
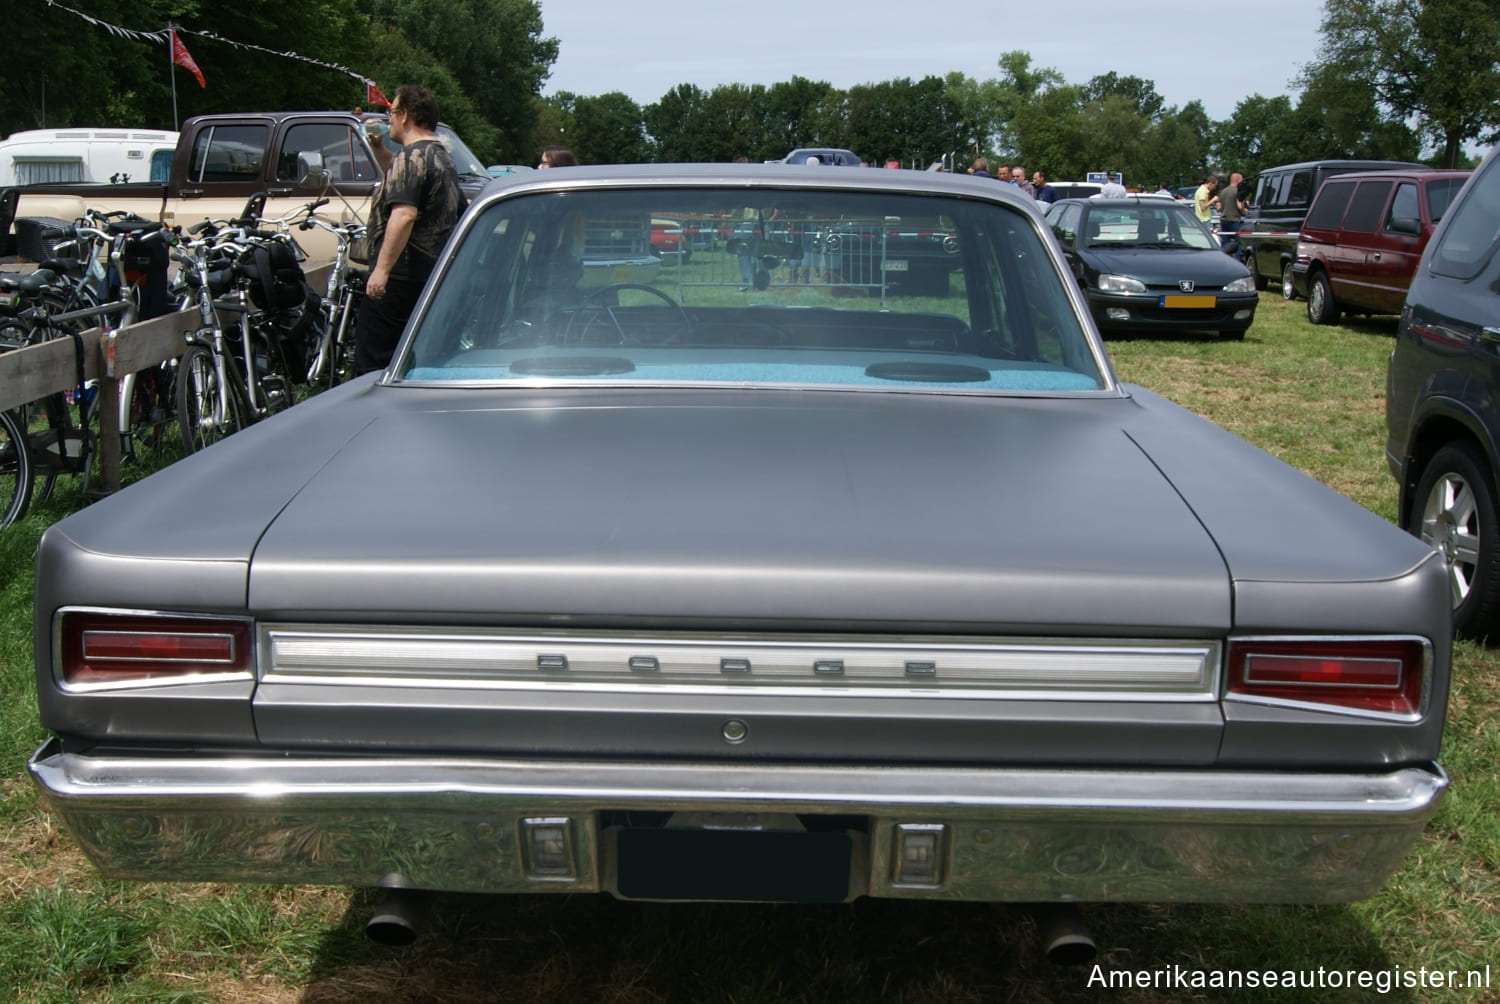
[1291,168,1469,323]
[1385,144,1500,636]
[1240,159,1423,298]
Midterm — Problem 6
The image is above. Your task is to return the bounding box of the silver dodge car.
[28,165,1449,943]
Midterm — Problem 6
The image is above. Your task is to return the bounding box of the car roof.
[471,162,1048,209]
[1312,168,1471,183]
[1051,196,1191,208]
[1255,158,1427,174]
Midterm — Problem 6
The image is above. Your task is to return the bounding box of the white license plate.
[883,259,909,272]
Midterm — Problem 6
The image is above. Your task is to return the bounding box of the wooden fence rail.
[0,263,331,494]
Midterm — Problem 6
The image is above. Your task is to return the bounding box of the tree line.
[4,0,1496,177]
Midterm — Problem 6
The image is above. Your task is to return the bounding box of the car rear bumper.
[28,738,1446,904]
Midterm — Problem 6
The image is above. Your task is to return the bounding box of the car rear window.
[1341,181,1394,234]
[398,187,1107,393]
[1306,181,1356,229]
[1431,158,1500,279]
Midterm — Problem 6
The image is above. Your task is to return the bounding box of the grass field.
[1,296,1497,1003]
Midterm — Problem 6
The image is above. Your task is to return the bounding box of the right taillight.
[57,609,254,689]
[1225,638,1429,718]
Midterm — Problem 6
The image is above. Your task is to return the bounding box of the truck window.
[277,123,378,184]
[190,124,270,183]
[1342,181,1394,234]
[1306,181,1356,229]
[1253,172,1278,207]
[1284,171,1315,209]
[1386,183,1419,231]
[1425,177,1466,224]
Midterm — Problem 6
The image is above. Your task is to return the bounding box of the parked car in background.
[1049,181,1104,200]
[1292,168,1469,324]
[486,164,535,178]
[1241,159,1424,299]
[29,167,1448,937]
[780,147,862,167]
[1387,145,1500,637]
[1045,196,1257,338]
[649,217,690,260]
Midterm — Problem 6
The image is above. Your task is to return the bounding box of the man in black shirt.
[356,84,465,374]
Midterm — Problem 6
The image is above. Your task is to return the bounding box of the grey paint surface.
[28,165,1453,904]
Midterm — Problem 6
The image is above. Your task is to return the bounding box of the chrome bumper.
[27,738,1446,904]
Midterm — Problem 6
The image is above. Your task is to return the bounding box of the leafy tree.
[1084,72,1164,121]
[762,77,836,160]
[363,23,500,162]
[644,84,711,162]
[368,0,557,163]
[1,0,372,135]
[1310,0,1500,165]
[570,92,647,165]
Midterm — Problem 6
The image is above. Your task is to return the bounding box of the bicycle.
[293,203,365,388]
[172,219,316,454]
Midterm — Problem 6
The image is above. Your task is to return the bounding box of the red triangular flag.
[170,29,206,89]
[366,82,391,108]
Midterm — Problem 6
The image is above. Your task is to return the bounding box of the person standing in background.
[357,84,465,375]
[1218,171,1247,256]
[1194,174,1220,226]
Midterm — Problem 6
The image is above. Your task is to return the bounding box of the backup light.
[1225,638,1427,718]
[58,610,253,687]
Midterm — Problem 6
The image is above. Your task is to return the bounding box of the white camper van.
[0,128,178,186]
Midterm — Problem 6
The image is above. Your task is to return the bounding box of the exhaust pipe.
[365,876,429,946]
[1032,904,1097,965]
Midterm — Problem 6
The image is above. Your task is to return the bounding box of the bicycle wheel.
[25,400,62,505]
[0,408,33,528]
[121,365,173,459]
[176,345,245,454]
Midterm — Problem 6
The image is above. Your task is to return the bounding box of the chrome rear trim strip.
[260,625,1219,699]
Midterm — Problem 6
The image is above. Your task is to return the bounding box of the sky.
[536,0,1327,123]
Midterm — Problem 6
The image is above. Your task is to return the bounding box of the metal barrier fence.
[636,214,962,308]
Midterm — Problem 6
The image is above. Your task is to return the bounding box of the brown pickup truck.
[5,110,489,266]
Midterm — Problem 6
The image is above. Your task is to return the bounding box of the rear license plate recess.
[614,827,853,903]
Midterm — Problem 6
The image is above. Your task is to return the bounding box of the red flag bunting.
[171,29,206,88]
[366,82,391,108]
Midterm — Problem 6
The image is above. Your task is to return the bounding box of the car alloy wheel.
[1307,272,1340,325]
[1411,442,1500,637]
[1281,263,1296,301]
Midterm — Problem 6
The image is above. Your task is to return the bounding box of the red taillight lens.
[58,611,253,687]
[1226,639,1427,717]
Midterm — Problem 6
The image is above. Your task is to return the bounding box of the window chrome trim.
[258,624,1221,702]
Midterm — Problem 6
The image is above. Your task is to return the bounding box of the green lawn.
[1,296,1496,1003]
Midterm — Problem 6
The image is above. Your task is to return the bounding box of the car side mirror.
[297,151,329,190]
[1388,216,1421,236]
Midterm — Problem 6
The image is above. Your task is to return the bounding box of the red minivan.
[1291,168,1470,323]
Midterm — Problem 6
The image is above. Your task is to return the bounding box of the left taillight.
[57,610,254,688]
[1225,638,1429,719]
